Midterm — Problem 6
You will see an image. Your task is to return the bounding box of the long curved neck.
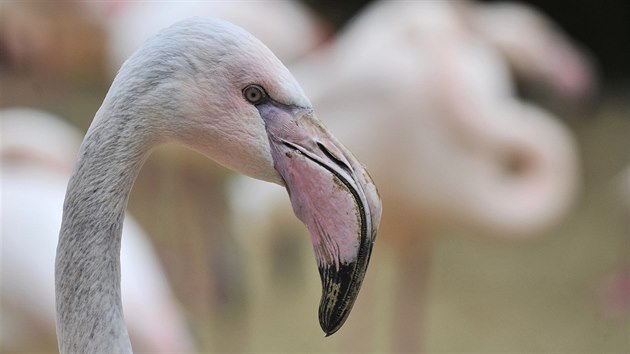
[55,106,154,353]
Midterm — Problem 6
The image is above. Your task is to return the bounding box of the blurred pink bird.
[467,0,597,102]
[1,108,195,353]
[84,0,330,75]
[230,1,589,352]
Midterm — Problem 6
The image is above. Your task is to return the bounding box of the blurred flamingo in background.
[0,108,195,353]
[465,0,597,102]
[0,1,106,86]
[83,0,329,74]
[230,0,593,352]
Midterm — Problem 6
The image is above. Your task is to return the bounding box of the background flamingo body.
[0,108,194,352]
[228,1,586,352]
[89,0,328,74]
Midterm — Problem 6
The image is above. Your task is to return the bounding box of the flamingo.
[54,17,381,353]
[292,0,580,238]
[309,2,580,351]
[85,0,329,74]
[0,108,194,352]
[308,1,581,350]
[465,0,596,102]
[82,3,332,340]
[230,1,583,352]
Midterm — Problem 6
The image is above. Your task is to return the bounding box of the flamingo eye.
[243,84,267,104]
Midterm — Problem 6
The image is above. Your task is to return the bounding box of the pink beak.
[256,100,382,336]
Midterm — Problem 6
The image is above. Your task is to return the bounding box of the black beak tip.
[317,262,357,338]
[320,317,343,337]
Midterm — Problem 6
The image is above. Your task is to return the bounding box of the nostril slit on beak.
[316,142,353,176]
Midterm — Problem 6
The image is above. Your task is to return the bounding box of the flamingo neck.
[55,107,154,354]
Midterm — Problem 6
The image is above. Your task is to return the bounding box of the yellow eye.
[243,84,267,104]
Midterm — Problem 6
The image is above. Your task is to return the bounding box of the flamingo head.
[112,17,382,335]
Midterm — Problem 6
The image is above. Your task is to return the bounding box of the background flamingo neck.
[55,108,153,353]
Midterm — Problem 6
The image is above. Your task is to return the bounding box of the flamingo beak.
[256,100,382,336]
